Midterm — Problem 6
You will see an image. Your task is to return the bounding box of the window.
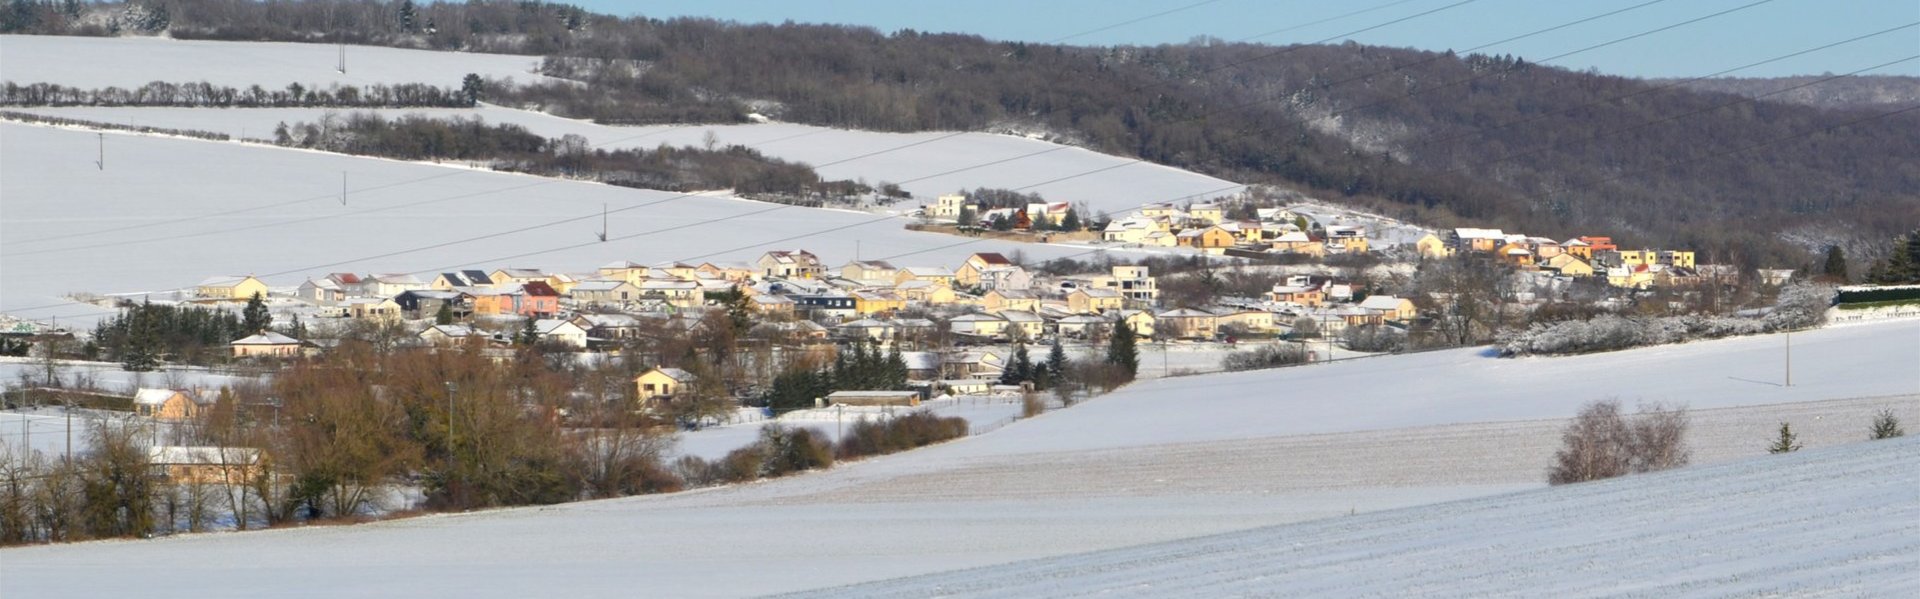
[644,384,656,392]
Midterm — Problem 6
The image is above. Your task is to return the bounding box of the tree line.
[0,80,474,108]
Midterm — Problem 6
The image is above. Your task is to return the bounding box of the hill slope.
[8,2,1916,265]
[794,435,1920,598]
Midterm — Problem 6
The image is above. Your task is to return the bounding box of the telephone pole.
[96,133,104,170]
[1784,331,1792,387]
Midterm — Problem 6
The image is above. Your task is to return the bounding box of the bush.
[1022,392,1046,418]
[1342,325,1406,353]
[1221,343,1309,371]
[1500,283,1834,357]
[1548,400,1690,485]
[1870,409,1905,440]
[758,424,833,478]
[834,412,969,460]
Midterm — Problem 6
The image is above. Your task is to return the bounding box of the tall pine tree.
[1768,421,1801,454]
[1821,246,1848,281]
[1106,321,1138,380]
[1047,339,1069,382]
[242,291,272,333]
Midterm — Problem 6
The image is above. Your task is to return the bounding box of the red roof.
[973,252,1012,265]
[522,281,560,297]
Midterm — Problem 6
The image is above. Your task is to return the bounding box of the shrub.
[758,424,834,478]
[1500,283,1835,357]
[1869,409,1904,440]
[1342,325,1406,353]
[1221,344,1309,372]
[1548,400,1691,485]
[1768,422,1801,454]
[834,412,969,460]
[1022,392,1046,418]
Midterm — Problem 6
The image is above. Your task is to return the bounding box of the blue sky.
[571,0,1919,78]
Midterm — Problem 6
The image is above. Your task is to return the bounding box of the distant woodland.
[5,0,1918,268]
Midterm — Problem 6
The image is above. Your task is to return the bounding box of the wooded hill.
[7,1,1917,268]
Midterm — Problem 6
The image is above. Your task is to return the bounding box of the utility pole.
[596,203,607,241]
[341,171,348,205]
[445,381,457,504]
[338,42,346,74]
[96,132,104,170]
[1785,331,1792,387]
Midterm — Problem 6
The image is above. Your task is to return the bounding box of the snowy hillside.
[2,322,1913,598]
[13,104,1245,215]
[797,436,1920,598]
[0,123,1101,323]
[0,35,548,88]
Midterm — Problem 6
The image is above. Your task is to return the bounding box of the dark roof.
[439,272,469,286]
[522,281,560,297]
[462,269,491,282]
[974,252,1012,265]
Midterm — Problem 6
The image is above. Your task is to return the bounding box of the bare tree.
[1549,399,1691,485]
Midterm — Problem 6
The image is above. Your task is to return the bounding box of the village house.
[195,275,269,302]
[1414,233,1454,259]
[1269,283,1326,307]
[297,278,346,303]
[956,252,1014,286]
[230,331,305,358]
[467,286,523,317]
[520,281,562,317]
[749,293,797,315]
[1108,265,1159,305]
[534,319,590,349]
[841,260,900,283]
[926,193,972,220]
[1357,295,1419,322]
[1156,308,1220,339]
[489,268,553,288]
[569,280,643,305]
[943,350,1005,379]
[1176,226,1238,254]
[1450,228,1507,253]
[1067,288,1124,314]
[1024,202,1070,227]
[639,280,704,309]
[418,324,484,346]
[1608,265,1658,289]
[394,290,470,320]
[895,266,958,288]
[827,390,923,408]
[1187,203,1225,226]
[894,280,957,305]
[324,273,367,296]
[134,388,206,421]
[1269,231,1327,257]
[697,262,755,283]
[1497,242,1537,267]
[342,297,403,322]
[852,290,907,316]
[1055,314,1109,338]
[948,313,1008,338]
[982,289,1042,314]
[1116,310,1157,338]
[975,266,1034,292]
[431,270,493,291]
[146,446,264,485]
[1323,225,1369,254]
[798,293,858,320]
[1216,310,1277,335]
[634,367,698,406]
[758,250,825,279]
[1540,253,1596,277]
[1102,217,1157,244]
[836,319,895,342]
[597,261,650,285]
[570,314,640,340]
[366,273,428,297]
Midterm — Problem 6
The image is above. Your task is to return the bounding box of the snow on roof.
[232,331,300,345]
[1453,228,1505,239]
[903,266,955,277]
[147,446,261,465]
[646,367,697,383]
[998,310,1043,323]
[133,388,183,406]
[570,280,631,291]
[197,275,252,287]
[1358,296,1409,310]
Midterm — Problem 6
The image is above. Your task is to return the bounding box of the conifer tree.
[1768,421,1801,454]
[517,316,539,346]
[1869,409,1904,440]
[242,292,272,333]
[1821,246,1848,281]
[884,344,908,390]
[436,302,454,325]
[1106,322,1139,380]
[1046,339,1069,382]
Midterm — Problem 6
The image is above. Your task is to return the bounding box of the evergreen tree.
[884,344,908,390]
[1047,339,1069,381]
[436,302,454,325]
[460,73,484,106]
[1868,231,1920,283]
[398,0,418,32]
[517,316,539,346]
[1768,421,1801,454]
[1105,322,1138,379]
[1869,409,1904,440]
[1821,245,1848,281]
[1061,207,1082,231]
[287,314,307,340]
[242,291,272,333]
[1000,341,1032,386]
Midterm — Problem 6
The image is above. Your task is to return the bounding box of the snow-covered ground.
[0,35,549,88]
[0,122,1098,323]
[12,104,1245,216]
[3,322,1913,597]
[798,435,1920,598]
[670,394,1026,461]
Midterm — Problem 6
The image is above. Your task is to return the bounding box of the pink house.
[519,281,561,317]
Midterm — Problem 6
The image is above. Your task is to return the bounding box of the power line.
[1046,0,1232,44]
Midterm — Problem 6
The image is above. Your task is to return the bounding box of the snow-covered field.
[800,435,1920,598]
[671,394,1026,461]
[12,104,1245,215]
[3,322,1913,597]
[0,122,1097,323]
[0,35,548,88]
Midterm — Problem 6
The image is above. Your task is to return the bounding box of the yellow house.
[1216,310,1277,333]
[1067,288,1124,314]
[134,388,203,421]
[948,313,1009,338]
[344,297,403,322]
[852,290,906,316]
[982,289,1041,314]
[1138,203,1178,220]
[1118,310,1157,339]
[1415,234,1454,259]
[1270,232,1326,257]
[1327,236,1370,254]
[841,260,900,283]
[147,446,264,485]
[1563,239,1593,260]
[1155,309,1219,339]
[1357,296,1419,321]
[1103,218,1158,244]
[634,367,697,406]
[195,275,269,302]
[1659,250,1696,268]
[1187,203,1225,226]
[895,280,957,305]
[597,261,650,285]
[1497,243,1536,267]
[1269,285,1325,307]
[1607,265,1656,289]
[895,267,957,287]
[1542,253,1596,276]
[1618,250,1658,267]
[1176,226,1237,252]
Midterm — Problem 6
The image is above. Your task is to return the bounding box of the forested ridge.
[5,0,1917,267]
